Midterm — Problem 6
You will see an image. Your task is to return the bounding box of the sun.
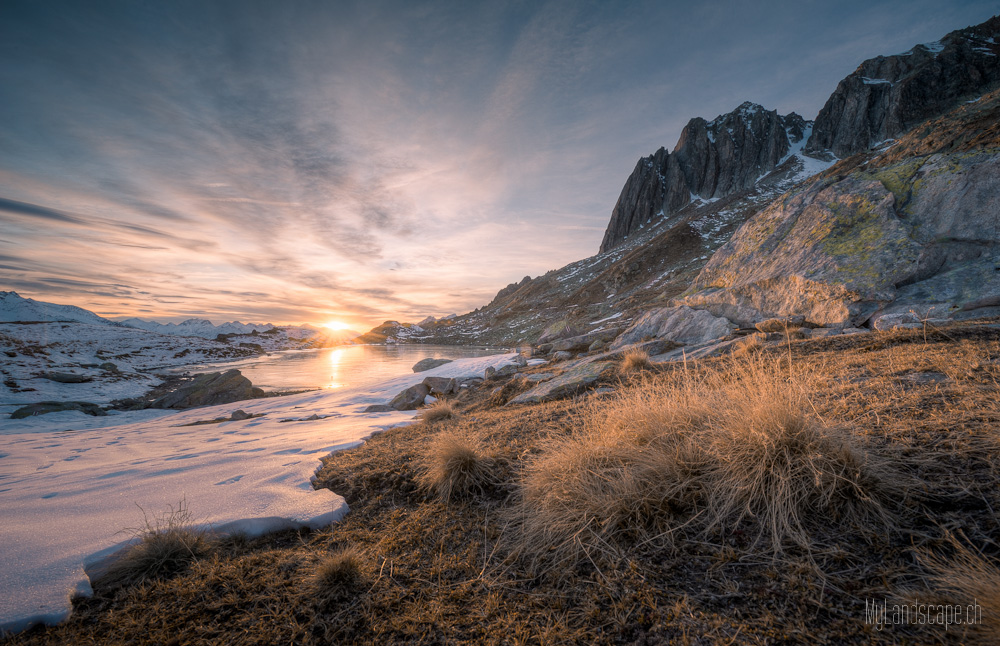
[322,320,352,331]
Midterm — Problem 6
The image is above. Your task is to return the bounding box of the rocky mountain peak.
[599,102,808,253]
[806,14,1000,158]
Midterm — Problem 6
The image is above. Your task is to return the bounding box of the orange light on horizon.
[322,320,353,331]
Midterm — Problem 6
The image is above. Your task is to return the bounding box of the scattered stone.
[230,409,251,421]
[508,361,617,405]
[305,414,322,421]
[511,354,528,367]
[484,366,496,380]
[147,369,265,409]
[389,383,430,411]
[550,328,621,353]
[537,319,583,345]
[412,358,453,373]
[536,343,553,354]
[522,372,555,382]
[4,351,16,358]
[551,351,574,362]
[363,404,395,413]
[588,340,607,352]
[421,376,457,395]
[41,372,93,384]
[11,401,106,419]
[98,362,120,373]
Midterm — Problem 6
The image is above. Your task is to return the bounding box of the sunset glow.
[323,320,353,332]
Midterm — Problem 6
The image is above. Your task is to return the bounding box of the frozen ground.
[0,353,519,634]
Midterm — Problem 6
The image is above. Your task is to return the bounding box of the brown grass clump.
[418,431,498,502]
[96,502,212,591]
[700,360,903,553]
[509,358,908,570]
[419,399,458,423]
[620,348,653,372]
[911,539,1000,645]
[311,545,366,605]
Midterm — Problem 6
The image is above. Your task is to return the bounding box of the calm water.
[168,344,503,391]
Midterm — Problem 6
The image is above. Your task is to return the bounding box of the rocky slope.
[600,103,816,252]
[361,15,1000,350]
[806,15,1000,157]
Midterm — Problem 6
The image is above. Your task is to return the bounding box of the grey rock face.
[42,372,93,384]
[681,148,1000,328]
[421,376,457,395]
[807,16,1000,158]
[149,369,265,409]
[600,102,805,252]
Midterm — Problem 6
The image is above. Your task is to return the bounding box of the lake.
[165,344,505,392]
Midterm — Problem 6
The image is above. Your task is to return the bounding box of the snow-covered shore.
[0,353,519,634]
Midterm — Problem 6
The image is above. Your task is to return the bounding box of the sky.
[0,0,995,330]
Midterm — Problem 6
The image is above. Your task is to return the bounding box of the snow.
[0,292,115,326]
[861,77,892,85]
[0,352,519,633]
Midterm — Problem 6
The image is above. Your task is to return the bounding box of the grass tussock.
[912,538,1000,644]
[620,349,653,372]
[311,545,366,605]
[419,399,459,423]
[509,358,908,569]
[96,501,212,591]
[418,431,498,502]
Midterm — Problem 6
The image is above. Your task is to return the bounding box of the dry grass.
[419,399,458,423]
[620,348,653,372]
[908,537,1000,645]
[95,501,212,592]
[311,545,366,605]
[417,431,499,502]
[508,357,910,570]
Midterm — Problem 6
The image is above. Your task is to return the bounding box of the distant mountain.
[0,291,119,326]
[119,317,276,339]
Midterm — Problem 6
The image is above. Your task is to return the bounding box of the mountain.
[360,14,1000,348]
[0,291,119,326]
[119,317,277,339]
[806,15,1000,157]
[599,102,821,252]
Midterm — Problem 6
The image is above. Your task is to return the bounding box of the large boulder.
[610,306,734,350]
[412,358,453,373]
[681,148,1000,328]
[148,369,265,409]
[389,383,430,411]
[508,361,617,405]
[421,376,457,395]
[536,319,584,345]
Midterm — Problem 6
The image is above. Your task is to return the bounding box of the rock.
[600,102,800,252]
[512,354,528,367]
[495,364,521,378]
[841,328,869,335]
[599,338,681,362]
[99,362,120,373]
[305,414,322,421]
[536,343,553,354]
[682,145,1000,328]
[550,328,621,353]
[523,372,556,382]
[364,404,395,413]
[807,16,1000,158]
[870,312,921,331]
[422,376,457,395]
[537,320,583,345]
[3,351,16,358]
[588,340,606,352]
[11,401,106,419]
[650,336,755,363]
[610,306,735,350]
[412,358,453,373]
[508,361,618,405]
[551,351,574,362]
[148,369,265,409]
[389,383,430,411]
[754,315,805,333]
[230,409,251,421]
[484,366,496,380]
[41,372,93,384]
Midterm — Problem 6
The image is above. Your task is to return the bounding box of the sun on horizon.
[322,320,355,332]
